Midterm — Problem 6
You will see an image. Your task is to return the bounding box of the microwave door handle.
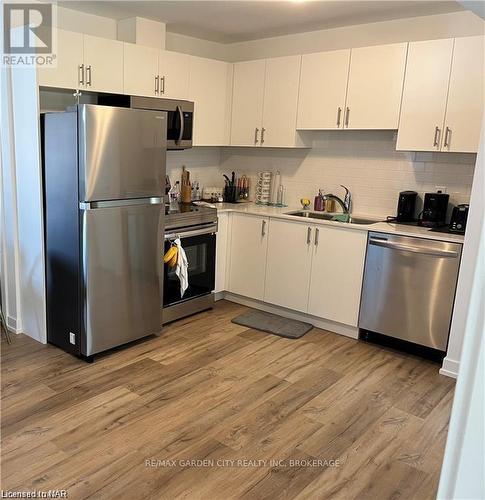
[176,105,184,145]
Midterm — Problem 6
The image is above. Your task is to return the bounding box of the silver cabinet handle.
[78,64,84,85]
[261,219,267,236]
[86,65,92,86]
[261,127,266,145]
[433,126,441,148]
[444,127,451,148]
[336,107,342,127]
[254,127,259,144]
[155,75,159,94]
[307,227,312,244]
[345,107,350,127]
[314,227,319,246]
[160,75,165,94]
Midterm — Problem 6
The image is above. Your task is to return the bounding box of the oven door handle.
[165,223,218,240]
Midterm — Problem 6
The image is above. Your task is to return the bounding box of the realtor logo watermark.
[3,2,57,67]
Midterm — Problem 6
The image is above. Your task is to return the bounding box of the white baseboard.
[214,291,226,302]
[440,357,459,379]
[223,292,359,339]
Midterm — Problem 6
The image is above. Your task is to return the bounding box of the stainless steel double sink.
[285,210,379,225]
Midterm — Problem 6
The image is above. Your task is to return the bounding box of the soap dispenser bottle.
[314,190,325,211]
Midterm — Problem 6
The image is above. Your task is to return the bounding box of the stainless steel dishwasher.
[359,232,462,351]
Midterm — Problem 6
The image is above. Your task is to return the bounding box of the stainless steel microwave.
[97,94,193,150]
[130,96,193,150]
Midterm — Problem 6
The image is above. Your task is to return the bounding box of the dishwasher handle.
[369,237,459,258]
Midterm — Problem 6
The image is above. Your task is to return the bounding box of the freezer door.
[79,105,167,201]
[81,200,163,355]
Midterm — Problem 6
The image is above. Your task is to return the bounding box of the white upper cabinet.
[189,56,233,146]
[264,219,314,312]
[396,38,454,151]
[158,50,190,99]
[307,226,367,327]
[228,214,269,301]
[231,56,305,147]
[230,59,266,146]
[443,36,484,153]
[38,29,83,89]
[83,35,124,94]
[261,55,302,147]
[345,43,407,130]
[297,49,350,130]
[123,43,159,97]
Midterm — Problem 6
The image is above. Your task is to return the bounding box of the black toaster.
[449,204,469,234]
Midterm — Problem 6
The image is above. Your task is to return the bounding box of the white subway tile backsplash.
[164,133,476,217]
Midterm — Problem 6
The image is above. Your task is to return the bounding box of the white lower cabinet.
[215,212,229,294]
[228,214,269,301]
[262,218,367,326]
[307,226,367,326]
[264,219,314,312]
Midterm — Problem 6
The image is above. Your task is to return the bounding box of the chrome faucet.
[322,185,352,214]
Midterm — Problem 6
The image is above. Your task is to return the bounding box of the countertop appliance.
[449,204,469,234]
[43,104,166,360]
[396,191,417,222]
[163,204,218,323]
[98,94,193,150]
[359,232,462,352]
[419,192,449,227]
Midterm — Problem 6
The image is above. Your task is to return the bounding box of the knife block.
[181,185,192,204]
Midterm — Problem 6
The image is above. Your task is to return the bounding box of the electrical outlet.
[435,185,447,194]
[69,332,76,345]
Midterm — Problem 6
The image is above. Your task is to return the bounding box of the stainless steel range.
[163,204,218,324]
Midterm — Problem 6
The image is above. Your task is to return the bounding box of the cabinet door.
[230,60,266,146]
[228,214,269,300]
[297,49,350,130]
[345,43,407,130]
[215,212,229,293]
[443,36,484,153]
[38,29,83,89]
[307,226,366,327]
[396,38,453,151]
[83,35,123,94]
[264,219,313,312]
[158,50,190,99]
[189,56,233,146]
[261,55,301,147]
[123,43,159,97]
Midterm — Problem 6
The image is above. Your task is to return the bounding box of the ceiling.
[59,1,466,43]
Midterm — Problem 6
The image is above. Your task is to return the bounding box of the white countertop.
[213,202,465,244]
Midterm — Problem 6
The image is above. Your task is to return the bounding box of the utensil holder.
[224,185,239,203]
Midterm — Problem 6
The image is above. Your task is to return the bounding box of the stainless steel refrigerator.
[43,104,167,360]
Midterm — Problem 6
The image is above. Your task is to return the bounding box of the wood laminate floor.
[1,300,455,499]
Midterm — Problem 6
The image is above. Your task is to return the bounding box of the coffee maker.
[396,191,417,222]
[419,192,449,227]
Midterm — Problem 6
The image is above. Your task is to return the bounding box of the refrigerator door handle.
[80,197,164,210]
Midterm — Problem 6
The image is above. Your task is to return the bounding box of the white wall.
[0,68,21,332]
[228,11,485,61]
[166,147,222,187]
[54,7,484,62]
[438,120,484,496]
[57,6,117,39]
[215,133,475,216]
[165,32,231,61]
